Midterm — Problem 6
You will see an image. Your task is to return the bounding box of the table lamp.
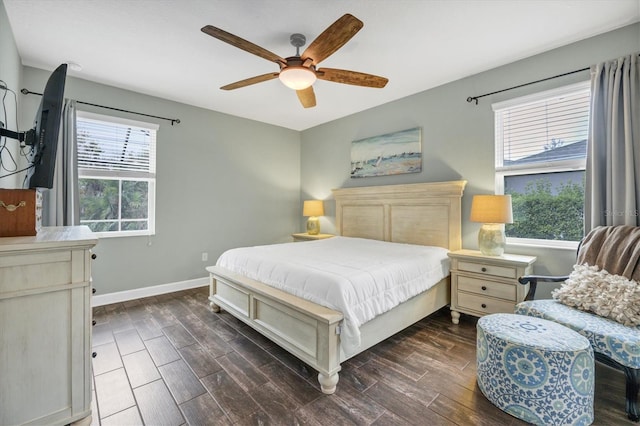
[470,194,513,256]
[303,200,324,235]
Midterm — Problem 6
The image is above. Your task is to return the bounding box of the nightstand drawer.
[457,276,516,300]
[457,261,517,279]
[457,292,515,315]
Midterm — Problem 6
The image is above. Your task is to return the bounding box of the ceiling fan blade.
[221,72,279,90]
[301,14,363,66]
[202,25,286,64]
[317,68,388,88]
[296,86,316,108]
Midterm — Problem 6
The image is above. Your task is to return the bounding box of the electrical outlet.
[201,252,208,262]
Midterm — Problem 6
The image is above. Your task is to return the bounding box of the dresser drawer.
[457,292,515,315]
[0,251,73,295]
[457,275,516,300]
[457,260,516,279]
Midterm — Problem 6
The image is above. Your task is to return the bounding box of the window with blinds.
[76,111,157,237]
[492,81,590,245]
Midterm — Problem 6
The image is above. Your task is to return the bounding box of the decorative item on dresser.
[448,249,536,324]
[0,226,97,426]
[0,188,42,237]
[292,232,334,242]
[302,199,324,235]
[469,194,513,256]
[207,180,466,394]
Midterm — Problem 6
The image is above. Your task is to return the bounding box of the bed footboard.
[206,265,344,394]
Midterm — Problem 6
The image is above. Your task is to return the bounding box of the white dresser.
[0,226,97,425]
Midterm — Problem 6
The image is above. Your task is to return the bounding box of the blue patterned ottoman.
[477,313,594,425]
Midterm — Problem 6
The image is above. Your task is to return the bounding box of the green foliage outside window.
[122,181,149,231]
[79,178,149,233]
[506,178,584,241]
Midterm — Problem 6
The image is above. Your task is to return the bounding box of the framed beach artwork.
[350,127,422,178]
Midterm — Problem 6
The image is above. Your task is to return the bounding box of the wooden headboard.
[332,180,467,250]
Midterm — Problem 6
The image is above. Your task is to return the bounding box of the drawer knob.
[481,286,487,291]
[92,352,97,358]
[91,253,97,260]
[481,267,487,272]
[481,303,487,309]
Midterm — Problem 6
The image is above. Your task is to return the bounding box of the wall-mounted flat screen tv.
[26,63,68,189]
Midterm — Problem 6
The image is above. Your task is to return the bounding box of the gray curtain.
[585,53,640,231]
[42,99,79,226]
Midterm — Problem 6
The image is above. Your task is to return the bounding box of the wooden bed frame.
[207,180,466,394]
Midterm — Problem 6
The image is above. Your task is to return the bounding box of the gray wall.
[300,23,640,298]
[0,0,23,188]
[19,68,301,294]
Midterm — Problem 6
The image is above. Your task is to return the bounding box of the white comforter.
[216,236,450,354]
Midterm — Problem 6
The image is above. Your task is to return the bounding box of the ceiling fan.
[201,14,388,108]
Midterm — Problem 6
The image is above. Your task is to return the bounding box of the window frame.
[76,110,158,238]
[492,81,590,249]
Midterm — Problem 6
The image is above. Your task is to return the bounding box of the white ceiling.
[4,0,639,131]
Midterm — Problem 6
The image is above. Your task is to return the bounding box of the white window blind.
[494,82,590,170]
[77,112,157,177]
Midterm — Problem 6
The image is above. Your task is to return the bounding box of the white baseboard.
[92,277,208,307]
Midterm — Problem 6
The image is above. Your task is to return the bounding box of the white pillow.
[552,263,640,327]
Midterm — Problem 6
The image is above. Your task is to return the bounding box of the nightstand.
[292,233,334,242]
[448,249,536,324]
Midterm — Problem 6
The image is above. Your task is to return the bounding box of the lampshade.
[303,200,324,217]
[279,67,317,90]
[470,194,513,256]
[303,200,324,235]
[470,195,513,224]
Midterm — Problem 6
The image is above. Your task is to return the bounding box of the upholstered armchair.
[517,225,640,422]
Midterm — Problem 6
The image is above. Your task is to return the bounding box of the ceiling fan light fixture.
[279,66,316,90]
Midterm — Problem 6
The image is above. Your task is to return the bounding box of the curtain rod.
[466,67,590,105]
[20,88,181,125]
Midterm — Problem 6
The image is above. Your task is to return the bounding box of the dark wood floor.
[90,287,634,425]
